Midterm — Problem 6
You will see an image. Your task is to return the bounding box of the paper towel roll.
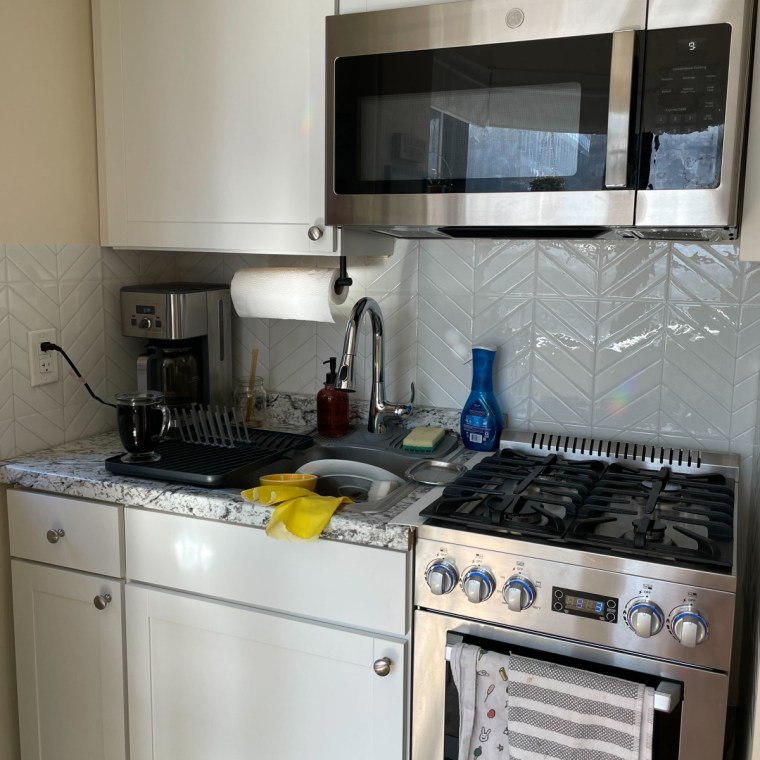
[230,268,352,323]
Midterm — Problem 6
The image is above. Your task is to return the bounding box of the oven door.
[412,609,728,760]
[326,0,646,232]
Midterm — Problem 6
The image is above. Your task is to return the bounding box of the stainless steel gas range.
[404,431,739,760]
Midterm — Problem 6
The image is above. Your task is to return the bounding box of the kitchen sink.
[243,427,462,513]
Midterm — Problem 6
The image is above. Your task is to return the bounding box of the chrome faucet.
[337,297,414,433]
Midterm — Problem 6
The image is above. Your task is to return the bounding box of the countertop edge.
[0,435,416,553]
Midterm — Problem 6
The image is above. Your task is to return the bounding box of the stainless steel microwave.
[326,0,754,240]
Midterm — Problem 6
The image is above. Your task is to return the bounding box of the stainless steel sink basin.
[244,427,461,513]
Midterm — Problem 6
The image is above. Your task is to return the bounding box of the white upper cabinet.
[92,0,336,254]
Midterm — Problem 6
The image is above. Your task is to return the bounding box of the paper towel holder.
[334,256,353,295]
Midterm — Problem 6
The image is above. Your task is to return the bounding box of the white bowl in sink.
[295,458,404,486]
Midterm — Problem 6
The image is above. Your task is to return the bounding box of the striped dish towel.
[507,654,654,760]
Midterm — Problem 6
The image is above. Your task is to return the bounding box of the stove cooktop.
[420,433,739,573]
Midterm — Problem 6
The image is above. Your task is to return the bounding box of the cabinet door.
[93,0,336,254]
[11,561,126,760]
[126,583,407,760]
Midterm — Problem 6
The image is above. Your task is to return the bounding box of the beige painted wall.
[0,0,99,243]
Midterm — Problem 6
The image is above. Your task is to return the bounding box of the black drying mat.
[104,429,312,487]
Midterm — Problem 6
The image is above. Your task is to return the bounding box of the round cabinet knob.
[46,528,65,544]
[461,566,496,604]
[669,605,709,648]
[503,575,536,612]
[425,559,459,596]
[373,657,391,677]
[625,597,664,638]
[93,594,112,611]
[307,225,324,241]
[138,317,152,329]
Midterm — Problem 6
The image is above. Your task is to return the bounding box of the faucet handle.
[393,382,415,420]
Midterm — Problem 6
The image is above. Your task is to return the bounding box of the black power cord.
[40,341,117,408]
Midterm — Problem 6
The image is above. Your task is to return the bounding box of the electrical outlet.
[28,329,59,387]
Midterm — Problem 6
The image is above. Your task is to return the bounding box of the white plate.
[295,458,404,485]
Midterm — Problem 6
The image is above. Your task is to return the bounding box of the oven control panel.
[552,586,617,623]
[416,538,734,672]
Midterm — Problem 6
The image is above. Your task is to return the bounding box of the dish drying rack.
[172,405,261,447]
[104,405,313,487]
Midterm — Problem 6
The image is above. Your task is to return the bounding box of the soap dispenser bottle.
[317,357,349,437]
[460,346,503,451]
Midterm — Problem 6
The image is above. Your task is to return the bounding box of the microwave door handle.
[605,29,636,189]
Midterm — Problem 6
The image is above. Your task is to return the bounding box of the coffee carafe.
[121,283,233,409]
[137,344,200,408]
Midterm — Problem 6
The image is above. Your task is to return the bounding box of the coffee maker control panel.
[121,286,213,340]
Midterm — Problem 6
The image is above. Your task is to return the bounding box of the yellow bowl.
[259,473,318,491]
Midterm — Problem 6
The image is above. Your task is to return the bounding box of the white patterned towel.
[450,643,511,759]
[506,654,654,760]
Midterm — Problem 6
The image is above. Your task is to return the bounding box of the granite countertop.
[0,432,435,552]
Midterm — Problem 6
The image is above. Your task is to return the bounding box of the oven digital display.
[565,595,604,614]
[553,587,617,623]
[135,305,155,315]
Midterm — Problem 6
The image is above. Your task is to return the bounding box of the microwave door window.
[334,33,626,195]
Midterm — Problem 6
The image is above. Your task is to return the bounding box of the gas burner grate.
[421,441,737,571]
[421,449,606,539]
[566,462,734,568]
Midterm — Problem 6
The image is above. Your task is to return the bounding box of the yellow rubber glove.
[265,494,353,541]
[241,485,352,541]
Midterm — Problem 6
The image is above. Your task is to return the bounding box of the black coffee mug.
[115,391,170,463]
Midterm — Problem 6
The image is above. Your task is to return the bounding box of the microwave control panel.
[640,23,730,190]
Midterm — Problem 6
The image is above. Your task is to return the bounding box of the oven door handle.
[443,645,682,713]
[605,29,636,189]
[653,679,682,713]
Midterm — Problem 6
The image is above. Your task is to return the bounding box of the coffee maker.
[120,283,233,409]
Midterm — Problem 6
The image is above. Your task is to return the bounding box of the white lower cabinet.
[7,494,410,759]
[8,490,127,760]
[126,583,406,760]
[11,561,126,760]
[124,506,410,759]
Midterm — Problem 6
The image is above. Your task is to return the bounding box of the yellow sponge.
[402,426,445,452]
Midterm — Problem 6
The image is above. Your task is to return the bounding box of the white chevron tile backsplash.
[6,244,57,282]
[733,306,760,447]
[57,244,102,282]
[594,300,665,435]
[598,240,669,300]
[0,284,12,424]
[474,239,536,297]
[59,279,106,405]
[536,240,600,298]
[1,239,760,461]
[670,243,744,303]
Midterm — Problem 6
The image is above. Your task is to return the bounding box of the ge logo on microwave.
[505,8,525,28]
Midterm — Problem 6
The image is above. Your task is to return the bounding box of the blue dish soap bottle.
[460,346,503,451]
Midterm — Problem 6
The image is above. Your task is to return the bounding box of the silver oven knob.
[138,317,152,329]
[669,604,709,648]
[461,566,495,604]
[503,575,536,612]
[625,597,664,638]
[425,559,458,596]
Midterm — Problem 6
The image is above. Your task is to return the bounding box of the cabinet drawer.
[125,508,410,636]
[8,490,123,577]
